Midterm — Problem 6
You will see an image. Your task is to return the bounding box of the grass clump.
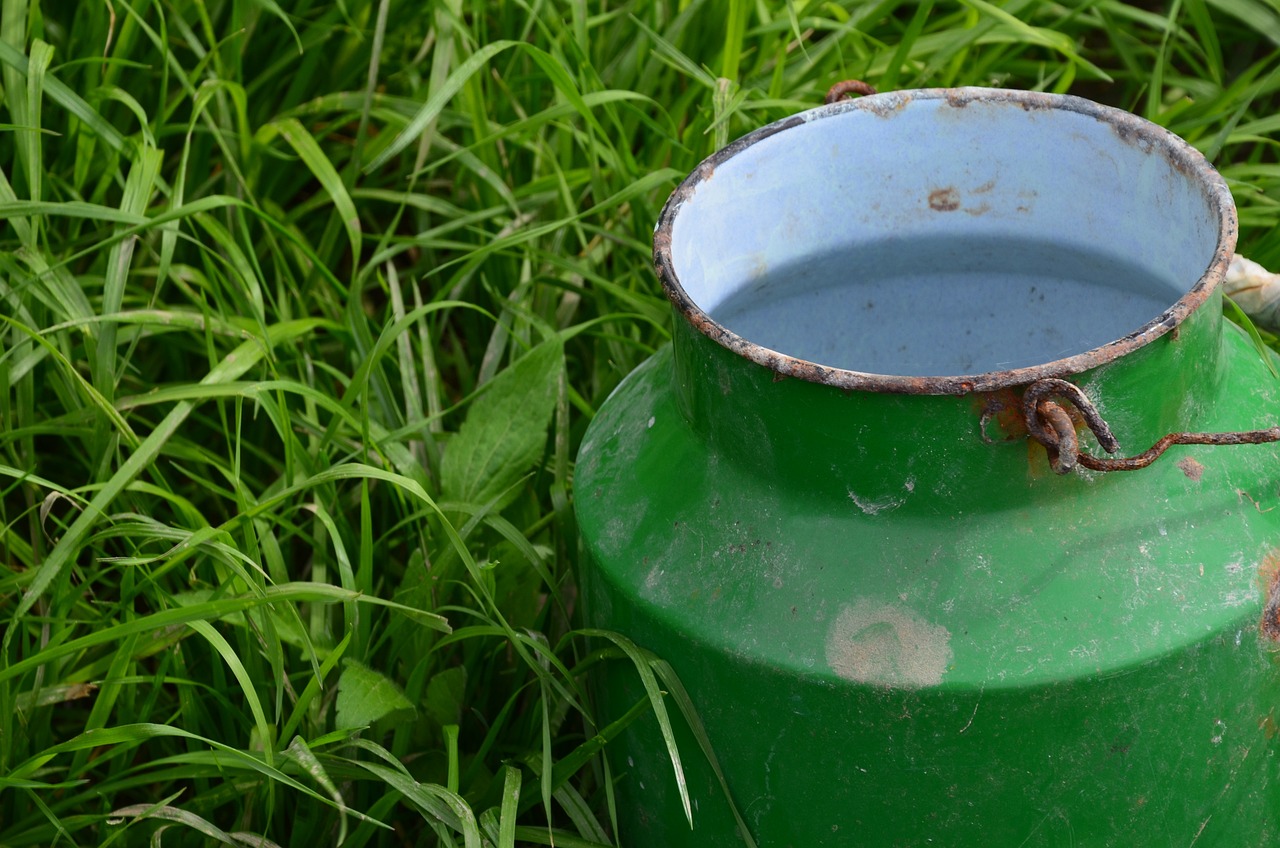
[1,0,1279,845]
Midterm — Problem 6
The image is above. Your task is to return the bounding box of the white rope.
[1224,254,1280,331]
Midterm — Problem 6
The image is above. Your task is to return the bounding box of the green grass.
[2,0,1279,844]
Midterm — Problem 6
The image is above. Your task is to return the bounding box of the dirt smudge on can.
[1176,457,1205,481]
[825,599,953,687]
[1257,549,1280,641]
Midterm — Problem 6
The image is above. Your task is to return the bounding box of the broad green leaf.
[424,665,467,729]
[441,337,564,508]
[336,660,415,729]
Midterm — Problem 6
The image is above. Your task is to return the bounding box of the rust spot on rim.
[976,389,1025,443]
[652,87,1238,396]
[863,93,913,119]
[928,187,961,211]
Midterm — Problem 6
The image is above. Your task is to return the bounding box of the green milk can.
[574,87,1280,846]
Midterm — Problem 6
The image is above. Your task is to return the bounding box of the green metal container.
[575,88,1280,845]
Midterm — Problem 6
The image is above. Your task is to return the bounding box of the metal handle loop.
[1021,378,1120,457]
[824,80,878,105]
[1036,400,1080,475]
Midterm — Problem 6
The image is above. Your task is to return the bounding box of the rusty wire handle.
[1075,427,1280,472]
[1022,377,1280,475]
[825,80,878,105]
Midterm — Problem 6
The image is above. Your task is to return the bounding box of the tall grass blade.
[6,321,323,623]
[261,118,362,263]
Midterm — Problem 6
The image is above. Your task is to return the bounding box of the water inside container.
[709,235,1186,376]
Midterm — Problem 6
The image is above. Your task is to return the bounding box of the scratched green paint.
[578,295,1280,844]
[576,86,1280,847]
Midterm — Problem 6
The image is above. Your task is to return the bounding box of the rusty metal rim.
[652,87,1239,396]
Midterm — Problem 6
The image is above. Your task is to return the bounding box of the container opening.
[711,234,1182,375]
[660,90,1231,384]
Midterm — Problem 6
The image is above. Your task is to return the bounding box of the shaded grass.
[1,0,1279,845]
